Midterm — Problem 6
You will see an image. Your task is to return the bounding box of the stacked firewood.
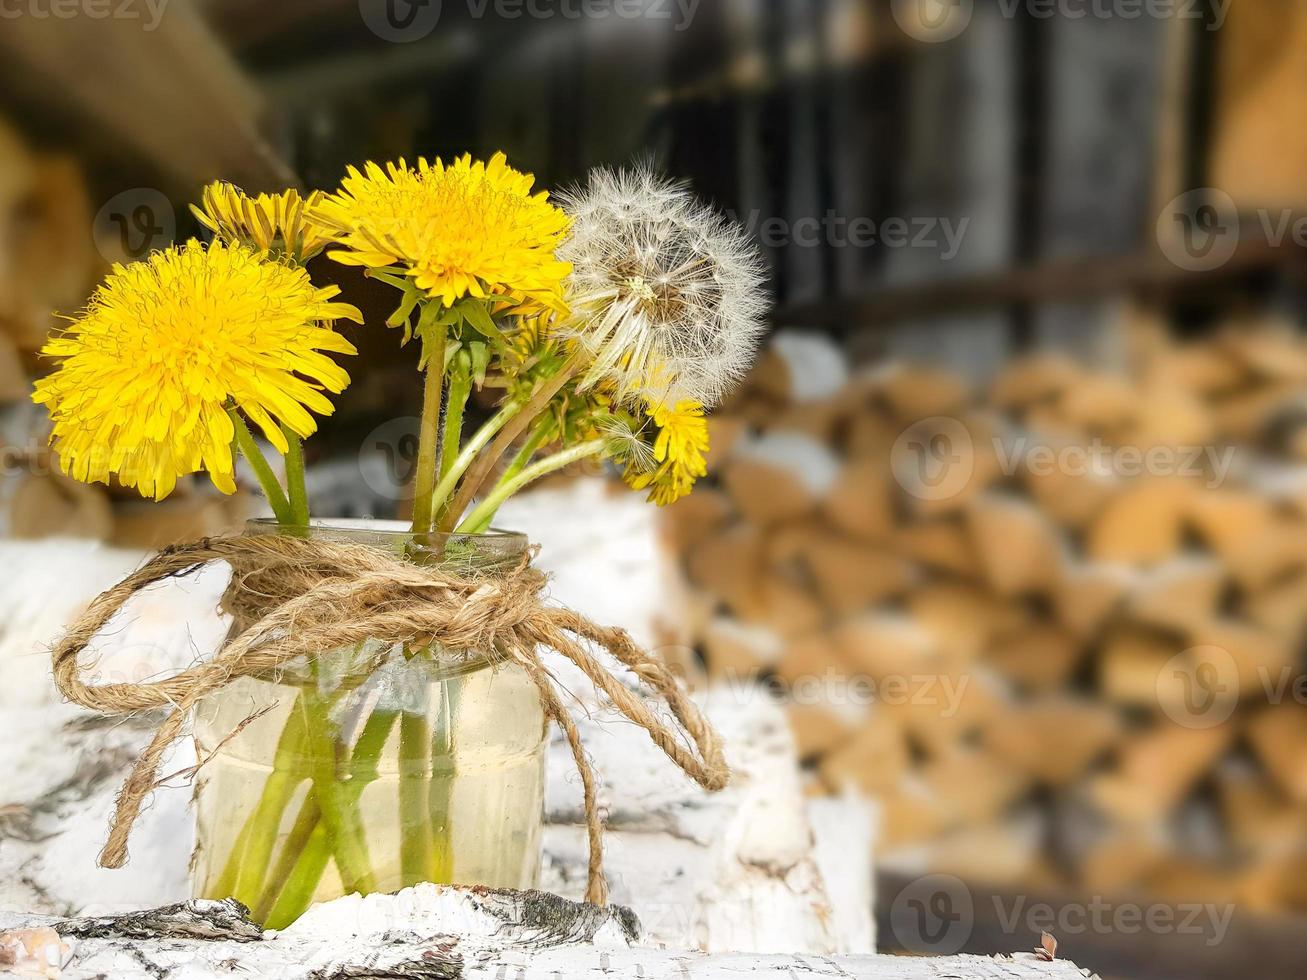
[0,113,259,547]
[666,321,1307,912]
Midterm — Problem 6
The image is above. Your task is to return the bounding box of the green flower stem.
[459,417,556,534]
[456,440,606,534]
[225,699,310,907]
[409,326,448,535]
[257,708,399,929]
[281,426,310,527]
[426,397,526,526]
[439,360,473,484]
[251,793,321,924]
[299,693,377,896]
[229,409,293,524]
[427,677,459,884]
[437,355,581,533]
[399,710,434,886]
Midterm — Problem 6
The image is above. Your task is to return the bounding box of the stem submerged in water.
[298,693,377,896]
[428,675,459,884]
[258,708,399,929]
[399,710,434,887]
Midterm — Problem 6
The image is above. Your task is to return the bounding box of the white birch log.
[542,686,876,954]
[0,885,1091,980]
[0,495,875,955]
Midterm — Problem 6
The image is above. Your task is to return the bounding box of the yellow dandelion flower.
[32,240,362,500]
[192,182,334,264]
[508,311,556,361]
[650,399,709,474]
[313,152,572,314]
[622,399,710,506]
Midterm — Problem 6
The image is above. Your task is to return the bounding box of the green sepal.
[415,302,458,371]
[468,341,490,388]
[387,281,425,341]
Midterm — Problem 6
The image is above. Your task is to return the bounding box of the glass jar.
[191,520,546,929]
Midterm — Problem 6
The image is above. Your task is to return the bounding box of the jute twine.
[50,534,731,906]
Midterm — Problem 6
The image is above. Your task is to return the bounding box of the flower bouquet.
[36,154,765,927]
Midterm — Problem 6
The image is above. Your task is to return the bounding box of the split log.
[0,888,1089,980]
[874,365,971,421]
[894,518,982,578]
[1086,478,1195,566]
[984,697,1121,787]
[1053,562,1135,640]
[1247,706,1307,804]
[988,354,1085,410]
[824,459,896,542]
[966,494,1064,597]
[1126,556,1227,632]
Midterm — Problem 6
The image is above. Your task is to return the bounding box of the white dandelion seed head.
[558,166,769,409]
[594,413,657,473]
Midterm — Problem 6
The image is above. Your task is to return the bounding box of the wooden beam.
[777,230,1307,330]
[0,2,295,193]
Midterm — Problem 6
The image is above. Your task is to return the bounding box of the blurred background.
[2,1,1306,977]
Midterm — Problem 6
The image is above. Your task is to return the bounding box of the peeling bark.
[0,886,1091,980]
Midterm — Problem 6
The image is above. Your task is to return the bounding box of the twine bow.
[50,534,730,906]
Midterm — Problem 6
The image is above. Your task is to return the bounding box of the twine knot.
[50,534,730,906]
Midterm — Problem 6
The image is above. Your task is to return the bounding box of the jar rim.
[243,519,530,569]
[245,517,528,548]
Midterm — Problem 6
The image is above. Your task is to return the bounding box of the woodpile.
[0,113,238,545]
[667,324,1307,912]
